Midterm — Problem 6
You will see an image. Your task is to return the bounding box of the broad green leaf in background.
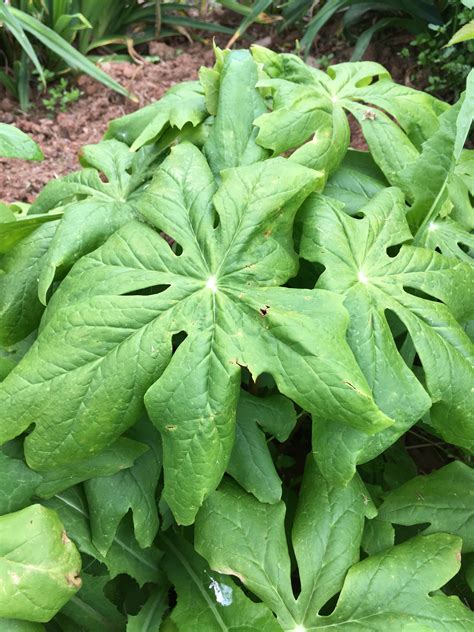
[447,21,474,47]
[0,504,81,622]
[162,533,280,632]
[0,123,43,161]
[378,461,474,552]
[300,187,474,482]
[0,220,58,346]
[196,463,474,630]
[85,419,162,554]
[0,621,44,631]
[226,390,295,503]
[28,140,158,303]
[0,142,392,525]
[57,573,125,632]
[45,487,163,587]
[104,81,207,150]
[203,49,269,177]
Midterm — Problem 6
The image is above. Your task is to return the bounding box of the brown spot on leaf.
[259,305,270,316]
[61,530,71,545]
[66,572,82,589]
[264,229,272,238]
[363,109,376,121]
[165,424,177,431]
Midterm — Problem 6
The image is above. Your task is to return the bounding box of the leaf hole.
[123,284,170,297]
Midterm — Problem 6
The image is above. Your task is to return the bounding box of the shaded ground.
[0,23,415,203]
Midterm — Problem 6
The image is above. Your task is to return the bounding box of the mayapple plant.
[0,46,473,630]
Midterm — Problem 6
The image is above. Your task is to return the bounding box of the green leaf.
[319,533,473,630]
[0,211,63,256]
[0,221,58,346]
[104,81,207,150]
[447,21,474,46]
[29,140,154,303]
[0,143,390,525]
[126,587,168,632]
[36,437,149,498]
[252,49,447,182]
[195,458,374,629]
[162,533,280,631]
[203,49,269,177]
[300,188,474,481]
[0,621,44,631]
[0,504,81,622]
[196,467,474,629]
[0,123,43,161]
[59,573,125,632]
[361,517,395,556]
[45,487,162,587]
[0,450,42,514]
[226,390,292,503]
[84,419,162,554]
[9,7,130,99]
[378,461,474,552]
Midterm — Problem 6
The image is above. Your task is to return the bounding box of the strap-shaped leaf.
[301,187,474,483]
[196,465,474,630]
[0,504,81,622]
[0,143,391,525]
[378,461,474,552]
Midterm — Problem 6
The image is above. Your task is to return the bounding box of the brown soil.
[0,20,414,203]
[0,42,215,203]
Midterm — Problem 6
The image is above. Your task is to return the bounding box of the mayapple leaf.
[126,587,168,632]
[0,621,44,631]
[252,47,447,182]
[0,221,58,346]
[0,210,62,255]
[104,81,207,150]
[0,123,43,161]
[36,436,149,498]
[0,450,42,514]
[195,458,375,630]
[203,49,270,177]
[58,573,125,632]
[378,461,474,552]
[0,504,81,622]
[300,187,474,482]
[196,463,474,630]
[226,390,295,503]
[29,140,157,303]
[0,142,391,525]
[85,419,162,554]
[45,487,163,587]
[162,533,280,632]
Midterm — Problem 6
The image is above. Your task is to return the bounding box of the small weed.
[42,78,82,114]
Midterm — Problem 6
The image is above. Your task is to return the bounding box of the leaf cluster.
[0,45,473,630]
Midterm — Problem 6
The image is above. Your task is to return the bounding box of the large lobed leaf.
[196,460,474,630]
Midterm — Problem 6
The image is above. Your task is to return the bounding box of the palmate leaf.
[84,419,162,554]
[29,139,159,303]
[300,187,474,483]
[0,504,81,622]
[104,81,207,150]
[195,461,474,631]
[44,487,162,587]
[0,142,391,525]
[161,533,279,632]
[251,46,447,182]
[378,461,474,552]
